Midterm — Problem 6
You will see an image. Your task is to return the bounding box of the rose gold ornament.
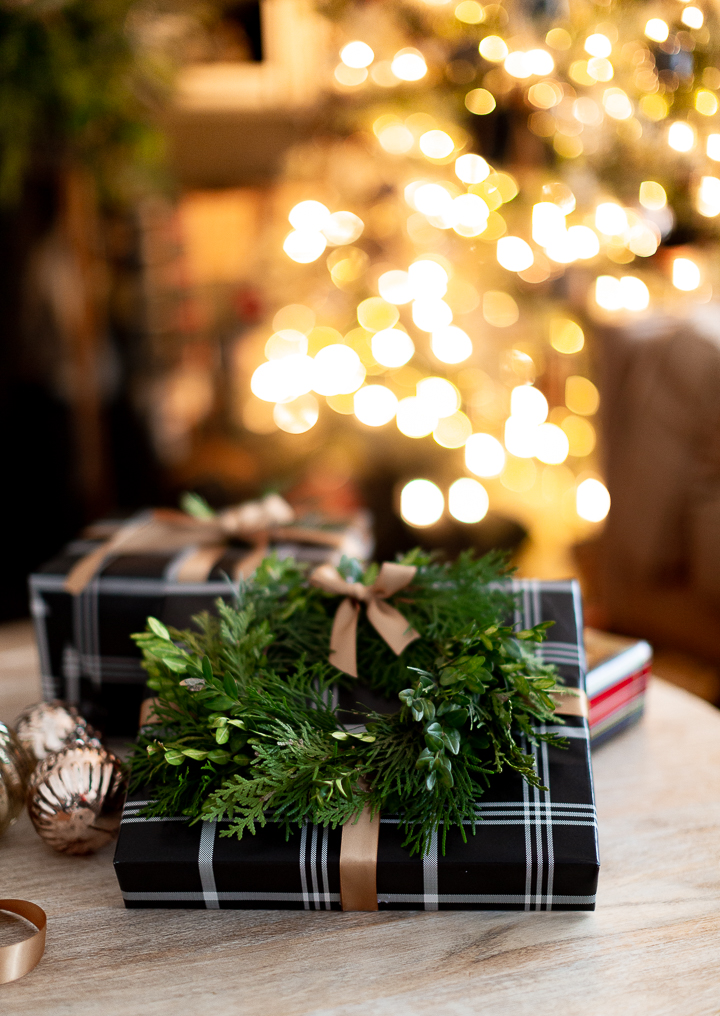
[27,745,126,855]
[0,722,34,837]
[13,701,98,764]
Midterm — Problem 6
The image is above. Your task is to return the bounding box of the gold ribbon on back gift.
[309,562,420,678]
[0,899,47,984]
[64,495,346,596]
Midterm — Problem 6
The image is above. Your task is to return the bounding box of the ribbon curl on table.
[64,494,346,596]
[0,900,46,983]
[309,562,420,678]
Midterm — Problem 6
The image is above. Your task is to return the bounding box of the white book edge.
[586,640,652,699]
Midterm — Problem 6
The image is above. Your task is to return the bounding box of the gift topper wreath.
[129,551,574,859]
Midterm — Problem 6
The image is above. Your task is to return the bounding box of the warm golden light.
[595,202,627,236]
[282,230,327,263]
[568,225,600,259]
[334,64,368,87]
[595,275,623,311]
[448,478,489,523]
[482,290,518,327]
[272,304,315,334]
[357,297,400,331]
[413,183,454,217]
[576,478,610,522]
[391,48,428,81]
[412,299,453,331]
[340,41,374,68]
[550,318,584,354]
[322,211,364,245]
[479,36,509,62]
[602,88,632,120]
[496,236,534,272]
[455,1,484,23]
[419,130,455,159]
[681,6,703,28]
[465,88,496,115]
[377,122,414,154]
[371,328,415,368]
[465,433,506,477]
[455,153,490,184]
[529,82,563,109]
[511,384,548,425]
[251,355,314,403]
[417,376,460,418]
[265,329,308,360]
[638,181,667,210]
[533,423,569,464]
[504,417,537,458]
[707,135,720,161]
[645,18,669,43]
[400,479,444,526]
[431,325,473,364]
[546,28,572,51]
[433,411,472,448]
[527,49,554,75]
[273,393,319,434]
[619,276,650,312]
[697,176,720,217]
[561,415,596,457]
[672,257,701,291]
[396,396,438,438]
[378,270,414,304]
[532,201,566,246]
[451,193,490,235]
[408,259,449,298]
[504,51,532,79]
[695,90,718,116]
[353,385,398,426]
[587,57,614,82]
[566,376,600,416]
[288,200,330,231]
[312,345,365,397]
[585,33,612,58]
[668,121,695,153]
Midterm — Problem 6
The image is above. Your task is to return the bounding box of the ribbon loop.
[309,562,420,678]
[0,899,47,984]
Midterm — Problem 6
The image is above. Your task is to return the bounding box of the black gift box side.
[113,579,600,912]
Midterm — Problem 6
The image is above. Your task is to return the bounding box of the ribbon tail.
[0,900,46,984]
[232,542,270,581]
[339,804,379,911]
[366,599,420,657]
[329,597,361,678]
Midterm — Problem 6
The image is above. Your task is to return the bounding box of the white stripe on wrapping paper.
[120,890,593,906]
[522,756,532,912]
[121,816,189,824]
[299,824,310,910]
[572,579,588,681]
[320,827,331,910]
[542,737,554,909]
[29,589,55,699]
[30,573,239,597]
[198,820,220,909]
[309,825,320,906]
[423,831,439,911]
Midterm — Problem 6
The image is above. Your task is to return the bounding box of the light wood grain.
[2,626,720,1016]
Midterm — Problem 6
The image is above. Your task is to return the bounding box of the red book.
[584,628,652,747]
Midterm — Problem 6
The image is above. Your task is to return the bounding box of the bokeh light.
[371,328,415,367]
[288,201,331,231]
[401,479,444,526]
[511,385,548,425]
[312,345,365,396]
[431,325,473,363]
[566,376,600,416]
[378,270,414,304]
[391,48,427,81]
[353,385,398,426]
[396,396,438,437]
[496,236,534,272]
[576,478,611,522]
[448,478,489,523]
[283,230,327,263]
[533,422,569,464]
[251,355,314,403]
[465,433,506,477]
[340,41,374,68]
[273,394,319,434]
[433,411,472,448]
[672,258,701,291]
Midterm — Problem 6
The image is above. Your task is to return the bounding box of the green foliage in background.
[0,0,166,203]
[127,552,569,857]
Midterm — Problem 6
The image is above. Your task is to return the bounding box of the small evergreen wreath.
[128,551,568,856]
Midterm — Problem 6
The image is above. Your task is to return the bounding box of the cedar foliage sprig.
[127,552,568,857]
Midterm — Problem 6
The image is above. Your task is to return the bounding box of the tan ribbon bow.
[64,495,345,595]
[309,562,420,678]
[0,899,47,983]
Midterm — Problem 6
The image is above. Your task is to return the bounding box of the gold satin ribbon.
[0,900,46,984]
[309,562,420,678]
[552,689,589,718]
[64,497,345,595]
[339,804,380,911]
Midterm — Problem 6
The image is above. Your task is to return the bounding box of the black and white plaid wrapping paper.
[29,517,371,735]
[113,579,600,912]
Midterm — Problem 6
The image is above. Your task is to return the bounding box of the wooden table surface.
[1,621,720,1016]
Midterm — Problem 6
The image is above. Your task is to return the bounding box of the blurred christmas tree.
[138,0,720,573]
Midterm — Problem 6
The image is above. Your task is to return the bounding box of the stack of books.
[585,628,652,747]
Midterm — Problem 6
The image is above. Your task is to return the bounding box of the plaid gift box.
[29,508,372,736]
[113,579,600,912]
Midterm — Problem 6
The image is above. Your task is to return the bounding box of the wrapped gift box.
[585,629,652,747]
[113,579,600,912]
[29,508,372,736]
